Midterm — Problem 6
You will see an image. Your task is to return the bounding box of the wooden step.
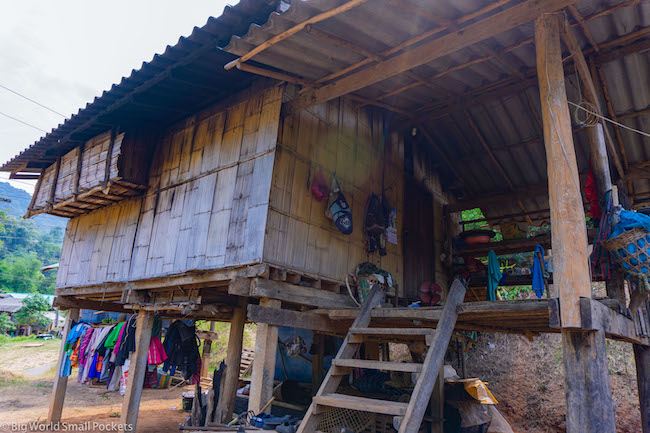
[350,328,434,336]
[313,393,408,416]
[349,327,435,344]
[332,359,422,373]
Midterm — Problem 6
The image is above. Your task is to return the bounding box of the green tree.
[13,294,50,329]
[0,312,14,334]
[0,254,45,293]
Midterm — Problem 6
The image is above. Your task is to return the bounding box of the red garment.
[585,168,601,219]
[148,336,168,365]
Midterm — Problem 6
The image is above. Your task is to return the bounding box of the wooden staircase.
[297,278,467,433]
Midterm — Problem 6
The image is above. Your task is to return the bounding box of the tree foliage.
[0,212,62,294]
[0,312,14,334]
[13,294,50,328]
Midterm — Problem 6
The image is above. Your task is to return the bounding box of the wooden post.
[201,321,216,379]
[48,308,79,423]
[311,333,325,395]
[536,14,616,433]
[536,12,591,329]
[248,298,280,415]
[216,298,248,423]
[634,344,650,433]
[121,310,154,432]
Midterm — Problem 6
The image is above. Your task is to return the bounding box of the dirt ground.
[0,338,190,433]
[455,331,642,433]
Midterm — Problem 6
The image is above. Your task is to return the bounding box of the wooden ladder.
[297,279,467,433]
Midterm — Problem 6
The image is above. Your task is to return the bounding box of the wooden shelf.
[456,229,596,257]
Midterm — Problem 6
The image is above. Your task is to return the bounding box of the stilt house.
[2,0,649,431]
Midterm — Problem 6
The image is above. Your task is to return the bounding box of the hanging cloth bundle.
[532,245,548,299]
[487,250,502,301]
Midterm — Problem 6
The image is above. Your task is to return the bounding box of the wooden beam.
[53,296,129,314]
[537,14,616,432]
[560,20,626,179]
[237,63,315,87]
[121,310,154,432]
[56,263,269,296]
[634,344,650,433]
[536,12,592,328]
[307,0,512,87]
[580,297,649,345]
[403,26,649,129]
[73,143,85,196]
[246,278,357,309]
[464,110,535,225]
[586,123,613,200]
[567,5,599,51]
[47,157,61,206]
[200,321,216,379]
[247,304,348,334]
[224,0,370,70]
[284,0,582,116]
[216,297,247,424]
[248,298,280,415]
[595,64,630,170]
[48,308,79,423]
[561,328,616,432]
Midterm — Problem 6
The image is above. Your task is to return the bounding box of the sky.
[0,0,238,194]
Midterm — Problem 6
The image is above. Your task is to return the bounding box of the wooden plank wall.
[56,86,283,289]
[412,146,449,293]
[264,97,405,293]
[33,132,125,210]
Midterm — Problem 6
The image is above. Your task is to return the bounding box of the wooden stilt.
[48,308,80,424]
[634,344,650,433]
[536,13,616,433]
[201,322,216,379]
[248,298,280,415]
[121,310,154,432]
[311,332,324,395]
[216,298,248,423]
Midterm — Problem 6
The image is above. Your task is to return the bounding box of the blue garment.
[487,250,502,301]
[610,210,650,238]
[532,245,547,299]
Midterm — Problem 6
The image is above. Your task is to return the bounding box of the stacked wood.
[28,130,150,218]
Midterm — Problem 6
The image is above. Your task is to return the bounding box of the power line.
[0,110,47,133]
[0,83,67,118]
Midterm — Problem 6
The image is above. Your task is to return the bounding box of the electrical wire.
[568,101,650,138]
[0,83,67,118]
[0,110,47,133]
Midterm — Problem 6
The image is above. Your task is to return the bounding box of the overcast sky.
[0,0,237,194]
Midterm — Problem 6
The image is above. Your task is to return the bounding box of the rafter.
[464,110,534,225]
[224,0,370,70]
[567,5,599,51]
[285,0,582,116]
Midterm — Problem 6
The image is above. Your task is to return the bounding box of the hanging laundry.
[487,250,502,301]
[531,245,547,299]
[162,321,201,382]
[148,315,168,365]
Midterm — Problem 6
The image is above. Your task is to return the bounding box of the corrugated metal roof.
[223,0,649,222]
[1,0,282,173]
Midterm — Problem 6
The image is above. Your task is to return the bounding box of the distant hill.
[0,182,68,233]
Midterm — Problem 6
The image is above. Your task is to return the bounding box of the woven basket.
[601,228,650,276]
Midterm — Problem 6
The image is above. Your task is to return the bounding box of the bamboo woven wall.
[56,86,283,288]
[264,97,405,292]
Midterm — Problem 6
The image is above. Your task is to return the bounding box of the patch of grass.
[0,371,27,388]
[0,335,39,346]
[196,321,257,371]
